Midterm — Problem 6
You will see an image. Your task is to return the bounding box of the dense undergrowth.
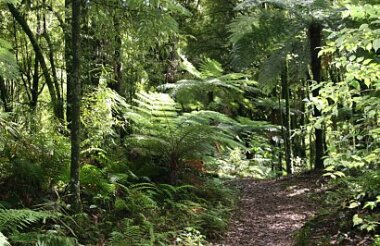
[1,0,380,245]
[296,172,380,246]
[0,60,275,245]
[0,115,240,245]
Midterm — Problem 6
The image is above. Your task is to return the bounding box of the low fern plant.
[0,209,77,246]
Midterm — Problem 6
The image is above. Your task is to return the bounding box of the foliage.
[4,0,380,244]
[124,91,262,182]
[0,118,70,199]
[0,208,77,246]
[303,0,380,242]
[102,179,237,245]
[0,38,19,79]
[162,56,258,111]
[81,85,128,151]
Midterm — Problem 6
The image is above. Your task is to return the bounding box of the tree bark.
[7,3,63,119]
[0,77,12,112]
[65,0,73,126]
[281,59,292,174]
[30,54,39,110]
[42,2,64,120]
[69,0,82,211]
[112,13,122,93]
[308,22,324,170]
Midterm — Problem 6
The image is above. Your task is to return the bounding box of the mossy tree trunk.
[69,0,82,212]
[281,59,292,174]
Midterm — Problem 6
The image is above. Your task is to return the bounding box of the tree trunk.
[169,154,179,185]
[30,54,39,110]
[0,77,12,112]
[281,59,292,174]
[7,3,63,119]
[69,0,82,211]
[65,0,73,126]
[277,86,283,174]
[111,13,123,94]
[42,2,64,120]
[308,22,324,170]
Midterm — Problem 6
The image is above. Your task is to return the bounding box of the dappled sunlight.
[1,0,377,244]
[286,188,311,197]
[216,175,320,246]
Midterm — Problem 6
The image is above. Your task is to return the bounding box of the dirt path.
[215,173,322,246]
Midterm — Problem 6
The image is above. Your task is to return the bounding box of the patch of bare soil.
[214,173,323,246]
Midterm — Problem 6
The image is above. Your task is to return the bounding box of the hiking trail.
[214,173,322,246]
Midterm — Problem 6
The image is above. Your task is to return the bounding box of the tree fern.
[161,56,258,111]
[229,0,335,96]
[124,91,274,184]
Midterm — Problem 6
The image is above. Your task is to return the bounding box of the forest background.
[0,0,379,245]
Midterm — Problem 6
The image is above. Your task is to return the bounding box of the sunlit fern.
[160,56,259,111]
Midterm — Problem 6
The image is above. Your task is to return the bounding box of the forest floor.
[214,172,324,246]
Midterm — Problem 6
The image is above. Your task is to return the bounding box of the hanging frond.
[0,38,19,80]
[178,52,202,79]
[160,56,258,111]
[228,8,298,71]
[199,58,224,78]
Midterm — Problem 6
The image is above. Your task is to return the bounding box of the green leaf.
[353,214,363,226]
[349,202,360,209]
[373,39,380,52]
[365,224,377,232]
[334,171,345,178]
[363,201,377,210]
[324,165,335,172]
[362,59,372,65]
[366,42,373,51]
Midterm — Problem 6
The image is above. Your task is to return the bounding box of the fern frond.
[109,219,145,246]
[0,209,58,232]
[199,58,224,78]
[0,38,19,80]
[8,232,77,246]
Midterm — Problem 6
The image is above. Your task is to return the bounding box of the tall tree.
[65,0,73,125]
[7,3,64,119]
[281,59,292,174]
[308,21,324,170]
[229,0,334,171]
[69,0,81,211]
